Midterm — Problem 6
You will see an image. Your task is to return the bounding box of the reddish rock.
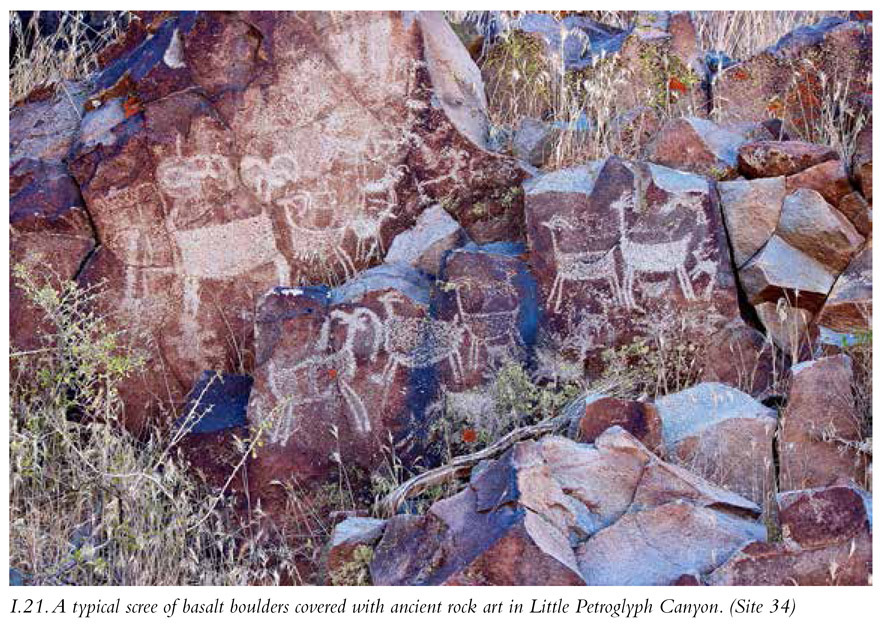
[754,301,814,359]
[737,141,838,179]
[699,319,778,399]
[644,117,745,180]
[816,243,872,340]
[779,355,869,491]
[739,235,836,310]
[66,11,524,430]
[654,383,777,504]
[573,396,663,454]
[776,188,864,274]
[525,157,738,370]
[837,191,872,237]
[708,484,872,586]
[785,159,856,209]
[713,19,871,137]
[717,177,785,267]
[370,428,763,585]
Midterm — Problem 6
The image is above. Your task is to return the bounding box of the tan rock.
[644,117,745,180]
[717,177,785,267]
[738,141,838,178]
[816,243,872,340]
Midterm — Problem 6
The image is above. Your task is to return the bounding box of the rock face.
[737,141,839,178]
[572,396,663,454]
[717,177,786,267]
[525,157,738,367]
[655,383,778,504]
[10,83,96,354]
[713,18,872,136]
[370,428,763,585]
[644,117,745,179]
[779,355,869,491]
[384,204,466,277]
[61,11,524,429]
[709,484,872,585]
[816,243,872,342]
[247,240,539,508]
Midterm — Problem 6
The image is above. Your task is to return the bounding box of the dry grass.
[693,11,845,61]
[7,265,336,585]
[9,11,130,104]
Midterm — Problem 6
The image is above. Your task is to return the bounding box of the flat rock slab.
[644,116,745,180]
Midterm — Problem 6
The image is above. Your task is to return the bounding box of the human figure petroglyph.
[542,216,623,313]
[614,192,696,310]
[376,293,466,398]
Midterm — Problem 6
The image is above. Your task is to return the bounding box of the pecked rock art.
[247,238,542,508]
[66,11,524,429]
[525,157,739,368]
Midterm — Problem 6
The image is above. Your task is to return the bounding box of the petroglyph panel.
[525,157,738,364]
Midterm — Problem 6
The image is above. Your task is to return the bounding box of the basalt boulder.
[524,156,738,371]
[65,11,524,430]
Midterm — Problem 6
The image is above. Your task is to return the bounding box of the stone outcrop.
[38,11,525,430]
[370,428,763,585]
[816,243,872,344]
[644,117,745,179]
[737,141,839,178]
[709,484,872,585]
[717,177,785,267]
[525,157,738,369]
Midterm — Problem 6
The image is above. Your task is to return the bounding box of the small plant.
[328,545,374,586]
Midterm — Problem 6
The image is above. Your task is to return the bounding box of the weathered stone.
[754,300,814,358]
[785,159,855,209]
[853,121,872,203]
[512,117,557,167]
[525,157,738,370]
[384,204,466,277]
[708,484,872,586]
[737,141,838,179]
[713,19,871,138]
[816,243,872,340]
[698,318,778,399]
[739,235,836,309]
[435,243,539,390]
[779,355,869,491]
[10,81,87,164]
[717,177,786,267]
[837,191,872,237]
[67,11,524,430]
[707,535,871,585]
[325,517,386,584]
[776,188,864,273]
[572,396,663,454]
[576,502,765,585]
[371,428,763,585]
[778,484,871,548]
[644,117,745,180]
[655,383,777,504]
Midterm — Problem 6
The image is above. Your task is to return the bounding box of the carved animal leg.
[274,255,291,286]
[677,265,696,300]
[334,245,356,278]
[608,272,624,306]
[623,269,637,310]
[553,276,566,313]
[547,275,560,312]
[339,379,370,434]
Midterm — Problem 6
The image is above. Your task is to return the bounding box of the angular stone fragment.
[698,318,778,399]
[512,117,557,167]
[737,141,838,178]
[776,188,864,273]
[785,159,856,208]
[754,301,814,358]
[572,396,663,454]
[325,517,386,584]
[739,235,836,309]
[385,204,466,277]
[853,120,872,203]
[717,177,785,267]
[708,484,872,586]
[837,191,872,237]
[644,117,745,180]
[576,503,765,586]
[779,355,869,491]
[816,243,872,340]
